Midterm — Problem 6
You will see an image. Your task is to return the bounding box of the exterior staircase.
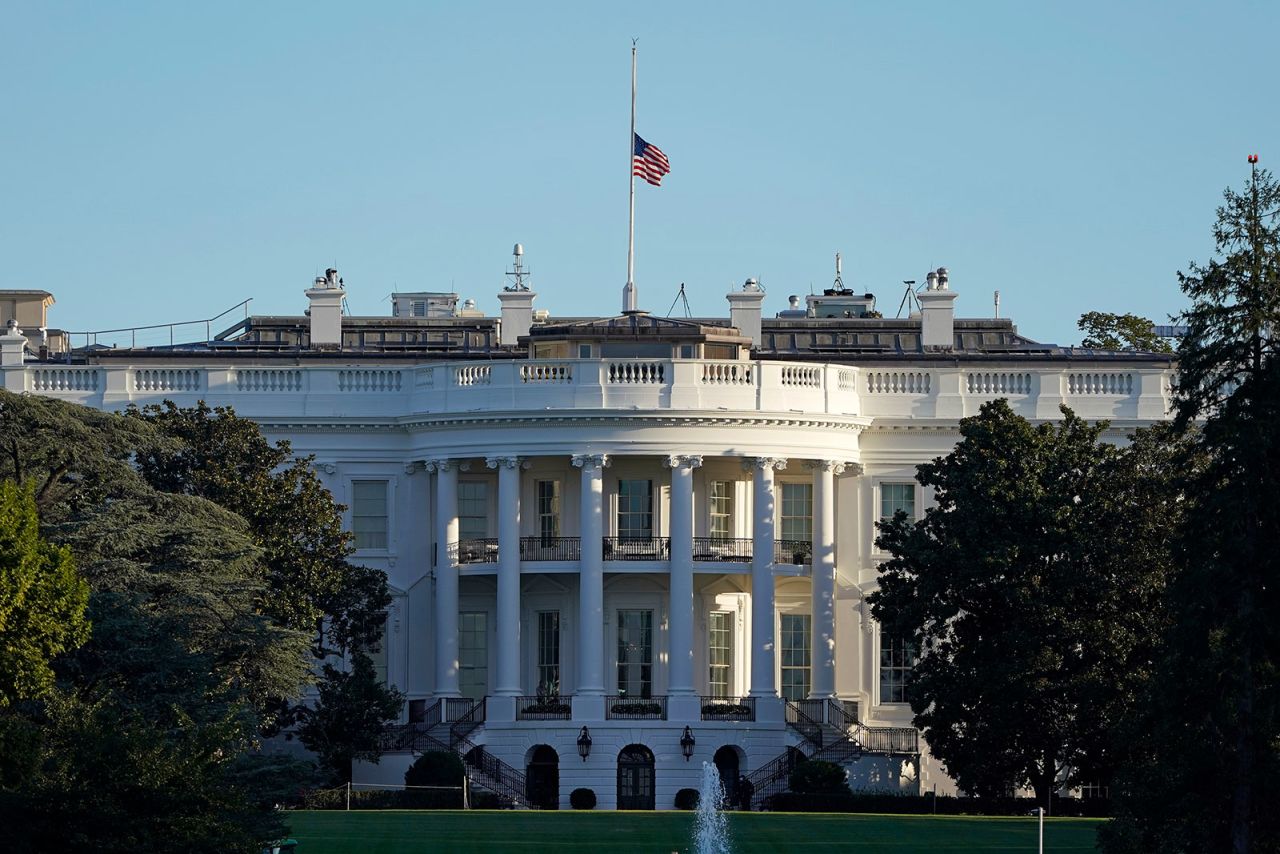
[378,699,534,809]
[745,699,919,810]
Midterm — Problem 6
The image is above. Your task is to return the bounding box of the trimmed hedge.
[788,760,850,795]
[570,788,597,810]
[674,788,700,810]
[762,792,1110,817]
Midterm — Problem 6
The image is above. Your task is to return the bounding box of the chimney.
[727,278,766,346]
[918,266,958,350]
[306,267,345,348]
[1,319,27,367]
[498,243,536,346]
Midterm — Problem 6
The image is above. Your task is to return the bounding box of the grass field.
[285,810,1103,853]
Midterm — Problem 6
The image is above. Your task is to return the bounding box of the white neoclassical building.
[0,261,1175,809]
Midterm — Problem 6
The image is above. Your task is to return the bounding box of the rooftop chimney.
[918,266,957,350]
[498,243,537,346]
[727,278,765,346]
[306,267,345,348]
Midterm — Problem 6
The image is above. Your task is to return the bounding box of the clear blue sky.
[3,1,1276,346]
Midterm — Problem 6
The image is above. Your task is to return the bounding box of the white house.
[0,259,1175,809]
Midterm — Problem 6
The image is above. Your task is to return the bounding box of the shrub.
[405,751,464,788]
[762,792,1108,817]
[569,788,596,810]
[608,702,663,717]
[674,788,700,810]
[788,760,850,795]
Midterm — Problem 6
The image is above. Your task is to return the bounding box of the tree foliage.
[297,652,404,783]
[869,400,1175,803]
[1077,311,1173,353]
[1102,165,1280,854]
[0,481,89,707]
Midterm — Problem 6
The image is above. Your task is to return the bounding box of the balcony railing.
[519,536,581,561]
[700,696,756,721]
[516,695,573,720]
[605,695,667,720]
[775,539,811,565]
[692,537,753,563]
[602,537,670,561]
[457,538,498,564]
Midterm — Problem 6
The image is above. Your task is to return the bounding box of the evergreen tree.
[1077,311,1174,352]
[869,401,1174,803]
[296,652,405,783]
[1103,161,1280,853]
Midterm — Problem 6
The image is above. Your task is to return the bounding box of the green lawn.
[285,810,1103,853]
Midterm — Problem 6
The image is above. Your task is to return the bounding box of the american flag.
[632,133,671,187]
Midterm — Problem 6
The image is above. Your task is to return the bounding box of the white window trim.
[873,624,914,708]
[870,476,920,557]
[348,474,398,556]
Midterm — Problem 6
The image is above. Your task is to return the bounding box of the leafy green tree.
[1103,163,1280,853]
[296,652,405,783]
[869,400,1173,803]
[1077,311,1174,352]
[128,401,390,657]
[0,481,89,707]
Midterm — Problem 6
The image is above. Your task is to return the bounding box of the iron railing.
[516,695,572,720]
[605,695,667,720]
[691,537,753,562]
[775,539,812,565]
[785,700,827,749]
[746,746,809,810]
[519,536,581,561]
[457,538,499,564]
[602,537,670,561]
[700,696,756,721]
[852,725,919,755]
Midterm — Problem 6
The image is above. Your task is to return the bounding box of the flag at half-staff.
[633,133,671,187]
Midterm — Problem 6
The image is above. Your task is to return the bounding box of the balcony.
[774,539,811,565]
[602,537,670,561]
[700,696,756,721]
[516,695,572,721]
[605,695,667,720]
[692,537,752,563]
[457,538,498,564]
[518,536,581,561]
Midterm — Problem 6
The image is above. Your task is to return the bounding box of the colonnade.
[424,453,853,713]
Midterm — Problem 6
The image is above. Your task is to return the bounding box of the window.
[352,480,388,550]
[708,611,733,698]
[537,611,561,695]
[709,481,734,539]
[880,483,916,523]
[879,634,917,704]
[678,344,695,359]
[368,612,389,686]
[458,481,489,541]
[616,609,653,698]
[780,614,811,701]
[459,611,488,700]
[1080,782,1110,800]
[780,482,813,543]
[578,344,592,359]
[617,480,653,540]
[536,480,560,542]
[411,300,426,317]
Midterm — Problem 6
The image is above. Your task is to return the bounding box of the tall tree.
[297,652,405,783]
[0,481,89,707]
[1104,163,1280,853]
[869,400,1173,803]
[1077,311,1174,352]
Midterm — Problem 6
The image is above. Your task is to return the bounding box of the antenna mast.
[505,243,530,292]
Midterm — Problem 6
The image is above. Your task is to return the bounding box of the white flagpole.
[623,42,638,314]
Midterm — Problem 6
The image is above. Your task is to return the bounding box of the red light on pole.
[1248,154,1259,164]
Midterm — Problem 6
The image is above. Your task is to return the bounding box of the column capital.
[403,461,422,476]
[422,458,450,473]
[743,456,788,473]
[571,453,610,471]
[663,454,704,469]
[313,461,338,475]
[485,455,523,470]
[807,459,859,475]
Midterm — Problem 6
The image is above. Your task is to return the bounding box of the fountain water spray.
[693,761,731,854]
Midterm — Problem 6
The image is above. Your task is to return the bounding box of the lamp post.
[680,726,696,761]
[577,726,592,762]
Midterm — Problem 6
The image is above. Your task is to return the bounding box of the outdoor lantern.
[577,726,592,761]
[680,726,696,760]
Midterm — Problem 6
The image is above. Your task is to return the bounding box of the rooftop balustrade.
[3,358,1174,422]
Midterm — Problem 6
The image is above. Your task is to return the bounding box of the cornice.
[258,412,873,433]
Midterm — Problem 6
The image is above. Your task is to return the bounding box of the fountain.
[693,761,731,854]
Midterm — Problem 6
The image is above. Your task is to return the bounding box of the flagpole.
[623,42,638,314]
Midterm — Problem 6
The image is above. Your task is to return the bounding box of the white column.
[488,456,523,697]
[748,457,787,699]
[428,459,460,698]
[572,453,609,720]
[810,460,844,700]
[665,454,702,706]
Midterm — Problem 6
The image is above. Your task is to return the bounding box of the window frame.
[351,478,390,552]
[779,612,812,702]
[877,630,917,706]
[779,481,813,544]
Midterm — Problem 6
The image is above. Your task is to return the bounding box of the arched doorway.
[713,745,741,808]
[617,744,656,810]
[526,745,559,810]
